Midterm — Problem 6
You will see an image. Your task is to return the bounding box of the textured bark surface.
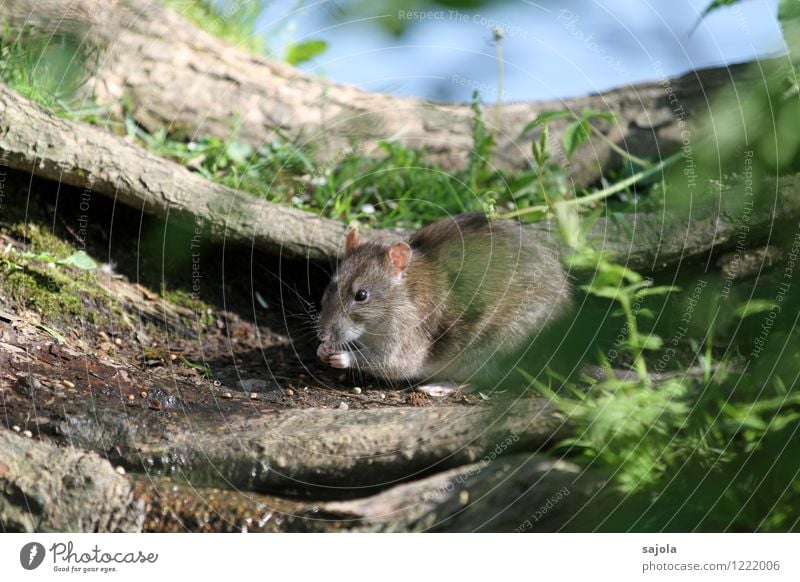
[0,428,144,532]
[296,454,601,532]
[56,399,567,496]
[133,455,600,532]
[0,82,345,261]
[2,80,797,272]
[1,0,765,186]
[577,172,800,273]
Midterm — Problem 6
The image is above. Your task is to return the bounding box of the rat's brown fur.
[317,213,571,385]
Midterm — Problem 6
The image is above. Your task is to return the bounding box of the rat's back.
[408,213,570,383]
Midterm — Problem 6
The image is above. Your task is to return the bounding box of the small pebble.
[249,392,258,400]
[12,425,20,432]
[213,380,222,387]
[286,388,294,397]
[114,337,123,347]
[115,466,126,475]
[222,392,232,399]
[338,402,349,411]
[170,353,178,361]
[380,394,386,399]
[62,379,75,389]
[352,387,362,395]
[127,394,135,402]
[22,430,33,438]
[140,391,148,398]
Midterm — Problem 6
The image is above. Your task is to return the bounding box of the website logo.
[20,542,46,570]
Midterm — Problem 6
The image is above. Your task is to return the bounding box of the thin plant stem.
[588,124,651,169]
[494,27,504,137]
[498,150,682,221]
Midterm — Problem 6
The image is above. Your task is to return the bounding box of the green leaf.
[225,140,254,166]
[637,308,656,319]
[598,261,642,285]
[779,0,800,23]
[520,110,574,135]
[580,108,616,124]
[636,285,678,298]
[179,357,212,378]
[553,200,580,248]
[58,250,98,270]
[735,300,777,318]
[285,40,328,65]
[580,285,622,300]
[639,334,664,350]
[36,323,67,344]
[691,0,740,33]
[563,120,590,160]
[724,403,768,431]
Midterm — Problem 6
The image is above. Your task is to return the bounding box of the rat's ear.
[387,241,412,279]
[344,228,362,254]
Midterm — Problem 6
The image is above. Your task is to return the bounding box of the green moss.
[160,287,216,331]
[2,265,89,322]
[0,223,110,325]
[12,223,77,257]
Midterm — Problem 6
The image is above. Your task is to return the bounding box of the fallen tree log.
[0,82,345,261]
[56,399,568,497]
[134,455,602,532]
[1,81,797,271]
[294,453,602,532]
[1,0,771,186]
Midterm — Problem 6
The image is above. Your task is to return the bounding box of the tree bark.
[0,428,144,532]
[295,454,601,532]
[1,0,768,186]
[2,81,797,271]
[57,398,568,497]
[0,82,346,261]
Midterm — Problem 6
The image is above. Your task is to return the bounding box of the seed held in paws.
[328,351,353,369]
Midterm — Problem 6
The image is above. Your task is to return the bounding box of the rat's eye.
[354,289,369,302]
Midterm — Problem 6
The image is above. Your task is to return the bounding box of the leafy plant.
[164,0,328,64]
[0,23,102,120]
[2,248,98,272]
[521,108,800,532]
[164,0,270,54]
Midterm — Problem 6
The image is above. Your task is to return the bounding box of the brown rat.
[316,213,570,388]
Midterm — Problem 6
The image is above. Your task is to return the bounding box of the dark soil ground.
[0,170,492,531]
[0,168,482,410]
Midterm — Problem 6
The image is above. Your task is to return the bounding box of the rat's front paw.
[317,342,335,362]
[328,351,354,369]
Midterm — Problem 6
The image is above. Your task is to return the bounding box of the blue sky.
[256,0,784,102]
